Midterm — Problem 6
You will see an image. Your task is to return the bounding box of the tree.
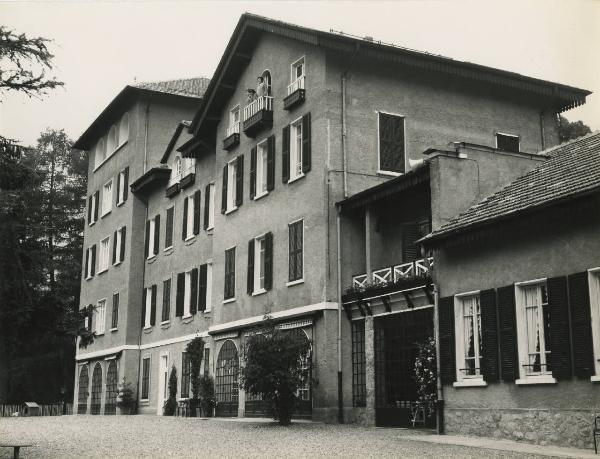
[0,26,63,99]
[241,319,311,425]
[163,366,178,416]
[185,337,205,416]
[558,115,592,143]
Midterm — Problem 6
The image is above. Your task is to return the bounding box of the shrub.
[116,378,135,414]
[413,336,437,418]
[241,318,311,425]
[163,365,177,416]
[198,374,216,417]
[185,337,204,416]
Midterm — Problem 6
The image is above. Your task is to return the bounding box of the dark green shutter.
[547,276,572,379]
[235,155,244,207]
[250,147,257,200]
[85,249,89,278]
[247,239,255,294]
[162,279,171,322]
[93,191,99,221]
[116,171,121,205]
[480,289,499,382]
[182,197,188,240]
[282,125,290,183]
[165,207,173,248]
[154,214,160,254]
[402,224,421,263]
[176,273,185,317]
[568,272,594,377]
[267,135,275,191]
[190,268,198,315]
[88,195,92,224]
[145,220,150,257]
[193,190,201,235]
[264,232,273,291]
[150,285,157,326]
[123,167,129,202]
[221,164,228,214]
[112,230,117,264]
[302,112,311,173]
[198,264,208,311]
[439,296,456,384]
[120,226,126,263]
[204,184,210,229]
[497,285,518,382]
[141,288,147,328]
[90,245,96,276]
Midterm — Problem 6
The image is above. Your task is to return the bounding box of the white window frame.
[102,180,113,216]
[515,279,556,385]
[89,193,97,226]
[205,262,213,312]
[117,169,126,206]
[291,56,305,83]
[287,219,305,286]
[228,105,240,137]
[253,235,267,295]
[94,137,106,169]
[453,291,487,387]
[96,299,106,335]
[183,270,192,318]
[147,218,156,259]
[114,227,123,266]
[98,236,110,274]
[589,268,600,381]
[255,139,269,199]
[223,246,236,304]
[495,132,521,151]
[226,159,238,214]
[85,247,94,280]
[376,110,407,177]
[207,184,215,230]
[185,194,195,241]
[289,117,304,183]
[140,355,151,401]
[144,287,152,329]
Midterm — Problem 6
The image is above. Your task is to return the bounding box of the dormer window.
[496,133,520,153]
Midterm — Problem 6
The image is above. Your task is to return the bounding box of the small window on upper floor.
[496,133,520,153]
[119,113,129,145]
[107,125,117,154]
[257,70,272,97]
[289,57,305,95]
[227,105,240,137]
[102,180,113,216]
[378,112,406,175]
[94,137,106,169]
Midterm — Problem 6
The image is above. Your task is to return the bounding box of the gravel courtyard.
[0,415,551,458]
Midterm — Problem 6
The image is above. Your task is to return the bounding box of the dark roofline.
[160,121,190,164]
[73,86,200,151]
[189,13,590,143]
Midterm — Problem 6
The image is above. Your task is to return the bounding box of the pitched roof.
[423,131,600,244]
[134,77,210,98]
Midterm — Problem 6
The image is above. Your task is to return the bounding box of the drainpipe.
[336,207,344,423]
[433,282,444,434]
[341,44,360,199]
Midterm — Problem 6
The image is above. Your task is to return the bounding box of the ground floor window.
[215,340,239,417]
[454,293,482,379]
[352,320,367,407]
[181,352,190,398]
[105,360,118,415]
[90,363,102,415]
[141,357,150,400]
[77,365,89,414]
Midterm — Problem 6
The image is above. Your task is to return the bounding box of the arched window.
[95,137,106,168]
[260,70,272,96]
[215,340,239,417]
[174,155,182,177]
[77,365,89,415]
[104,360,118,415]
[288,329,312,403]
[90,362,103,415]
[119,113,129,145]
[107,125,117,154]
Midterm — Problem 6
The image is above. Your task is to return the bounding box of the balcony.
[283,76,305,111]
[167,162,195,196]
[352,258,433,289]
[223,122,240,151]
[242,96,273,137]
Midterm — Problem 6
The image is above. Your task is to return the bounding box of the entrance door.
[374,307,434,427]
[215,340,239,417]
[157,355,169,415]
[77,365,89,414]
[105,361,118,415]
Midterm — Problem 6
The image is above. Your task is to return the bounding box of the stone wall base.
[446,408,596,449]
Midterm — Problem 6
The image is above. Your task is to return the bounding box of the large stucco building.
[73,13,591,435]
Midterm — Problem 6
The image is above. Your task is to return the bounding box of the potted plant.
[185,337,205,417]
[163,366,177,416]
[116,378,135,415]
[198,374,216,417]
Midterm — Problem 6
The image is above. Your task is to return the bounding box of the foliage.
[0,26,63,99]
[116,378,135,412]
[198,374,216,417]
[558,115,592,143]
[241,318,311,425]
[163,366,178,416]
[413,336,437,417]
[185,337,205,401]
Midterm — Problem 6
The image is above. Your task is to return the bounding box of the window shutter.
[165,207,173,248]
[198,264,208,312]
[264,232,273,291]
[282,125,290,183]
[480,289,499,382]
[547,276,572,379]
[497,285,518,382]
[568,272,595,377]
[112,293,119,329]
[221,164,228,214]
[402,224,421,263]
[302,112,311,173]
[162,279,171,322]
[190,268,199,315]
[250,147,257,200]
[267,135,275,191]
[116,172,121,205]
[85,249,90,278]
[88,196,92,224]
[204,184,210,229]
[247,239,255,294]
[150,284,157,326]
[176,273,185,317]
[235,155,244,207]
[154,214,160,255]
[123,167,129,202]
[91,245,96,276]
[93,191,99,221]
[87,305,93,332]
[193,190,201,235]
[141,288,147,328]
[145,220,150,258]
[120,226,126,263]
[438,296,456,384]
[182,197,188,240]
[112,230,117,264]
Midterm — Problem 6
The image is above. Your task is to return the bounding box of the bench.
[0,443,33,459]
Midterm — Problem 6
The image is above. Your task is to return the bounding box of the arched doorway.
[289,328,312,418]
[104,361,118,415]
[77,365,89,415]
[215,340,239,417]
[90,363,103,415]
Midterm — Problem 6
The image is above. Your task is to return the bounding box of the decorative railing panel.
[243,96,273,121]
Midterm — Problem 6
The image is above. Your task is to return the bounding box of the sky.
[2,0,599,147]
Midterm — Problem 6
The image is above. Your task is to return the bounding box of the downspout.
[336,207,344,423]
[341,44,360,199]
[433,281,444,434]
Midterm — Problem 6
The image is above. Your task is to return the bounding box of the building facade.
[73,13,590,430]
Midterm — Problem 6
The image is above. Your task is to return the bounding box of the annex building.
[72,13,593,446]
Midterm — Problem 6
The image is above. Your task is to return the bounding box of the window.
[378,112,406,174]
[145,215,160,258]
[205,263,213,312]
[182,194,196,240]
[288,220,303,283]
[261,70,272,96]
[516,280,553,382]
[116,167,129,205]
[141,357,150,400]
[142,285,156,329]
[175,268,198,318]
[175,156,182,179]
[222,155,243,214]
[256,141,268,197]
[184,271,192,317]
[250,136,275,201]
[589,270,600,378]
[496,133,520,153]
[165,206,174,249]
[88,191,99,225]
[228,106,240,136]
[204,184,215,230]
[119,113,129,146]
[99,236,110,273]
[255,236,266,293]
[85,245,96,279]
[102,180,113,216]
[227,159,237,212]
[282,114,311,183]
[224,247,236,301]
[181,353,190,398]
[454,293,483,382]
[107,125,117,154]
[94,137,106,169]
[113,226,126,265]
[351,320,366,407]
[111,293,119,330]
[162,278,171,322]
[96,299,106,335]
[248,233,273,296]
[288,57,305,94]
